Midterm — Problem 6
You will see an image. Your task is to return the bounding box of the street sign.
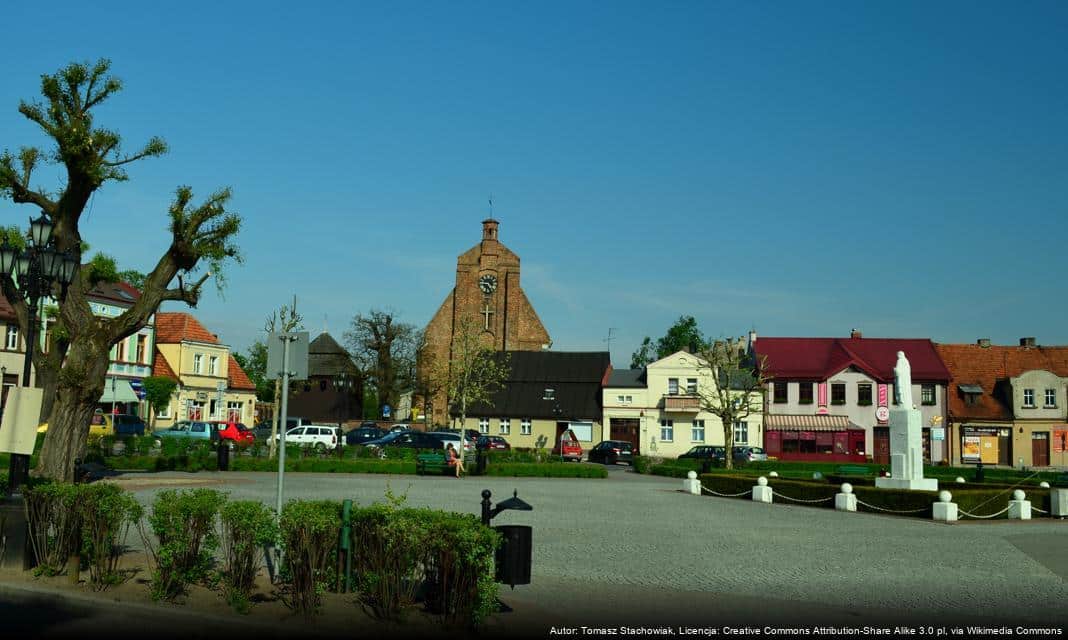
[267,332,309,380]
[130,379,146,400]
[875,406,890,422]
[382,404,391,419]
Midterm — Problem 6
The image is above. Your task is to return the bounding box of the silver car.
[732,446,767,462]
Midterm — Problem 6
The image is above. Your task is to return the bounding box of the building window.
[116,339,125,362]
[831,383,846,405]
[734,421,749,445]
[188,400,205,420]
[319,380,328,391]
[964,392,979,407]
[5,325,18,350]
[773,382,788,404]
[542,388,555,400]
[227,401,242,422]
[660,419,674,442]
[193,354,203,374]
[478,418,489,434]
[921,384,936,406]
[1023,388,1035,408]
[1045,389,1057,408]
[156,404,171,418]
[136,335,147,363]
[209,356,219,376]
[499,418,510,435]
[686,378,697,394]
[521,419,532,435]
[798,382,814,405]
[691,419,705,442]
[668,378,679,396]
[617,395,633,405]
[209,399,220,419]
[857,383,872,406]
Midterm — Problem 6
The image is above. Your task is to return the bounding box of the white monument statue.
[876,351,938,492]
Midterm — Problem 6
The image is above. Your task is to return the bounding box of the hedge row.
[24,484,501,628]
[697,473,1054,519]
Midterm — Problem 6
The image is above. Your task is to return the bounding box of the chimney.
[482,218,499,241]
[1020,337,1036,348]
[748,329,757,348]
[977,338,991,348]
[850,329,862,339]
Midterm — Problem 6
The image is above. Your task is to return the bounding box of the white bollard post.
[1051,488,1068,518]
[835,483,857,512]
[752,476,773,503]
[1008,489,1032,520]
[933,490,958,522]
[683,470,701,495]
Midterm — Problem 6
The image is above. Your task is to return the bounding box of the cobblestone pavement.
[111,469,1068,628]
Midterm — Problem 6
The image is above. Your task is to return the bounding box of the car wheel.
[314,442,327,453]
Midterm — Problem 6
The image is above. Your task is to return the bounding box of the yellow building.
[458,351,610,453]
[603,350,763,459]
[151,312,257,428]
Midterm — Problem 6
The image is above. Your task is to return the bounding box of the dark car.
[363,430,445,453]
[588,440,634,465]
[346,426,388,446]
[476,435,511,451]
[251,422,274,440]
[112,413,146,437]
[678,445,726,463]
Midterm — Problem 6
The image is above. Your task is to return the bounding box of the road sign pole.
[276,333,293,521]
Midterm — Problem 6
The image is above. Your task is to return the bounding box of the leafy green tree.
[142,376,178,429]
[442,317,510,429]
[631,316,710,368]
[234,344,271,402]
[0,59,242,481]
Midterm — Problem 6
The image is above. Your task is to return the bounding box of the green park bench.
[835,465,873,477]
[416,452,475,476]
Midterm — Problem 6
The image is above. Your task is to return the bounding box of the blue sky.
[2,1,1067,366]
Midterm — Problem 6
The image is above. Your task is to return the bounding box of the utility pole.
[275,332,296,520]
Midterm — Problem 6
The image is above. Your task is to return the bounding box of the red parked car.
[212,422,255,447]
[552,429,584,462]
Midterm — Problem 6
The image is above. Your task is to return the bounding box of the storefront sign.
[877,384,888,424]
[930,427,945,441]
[962,435,981,461]
[818,383,828,409]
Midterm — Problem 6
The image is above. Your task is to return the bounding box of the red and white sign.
[875,406,890,422]
[877,384,889,424]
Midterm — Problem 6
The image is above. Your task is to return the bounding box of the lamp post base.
[1,493,34,570]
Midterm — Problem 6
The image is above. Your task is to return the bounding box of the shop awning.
[99,380,139,403]
[765,414,863,431]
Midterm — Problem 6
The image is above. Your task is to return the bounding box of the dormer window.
[1023,388,1035,408]
[543,388,555,400]
[959,383,982,407]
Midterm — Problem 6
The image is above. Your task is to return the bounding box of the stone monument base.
[875,477,939,491]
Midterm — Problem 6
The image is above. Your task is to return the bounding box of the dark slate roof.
[464,351,610,421]
[607,368,645,388]
[308,333,359,377]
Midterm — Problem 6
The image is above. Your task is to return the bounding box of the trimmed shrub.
[79,483,143,590]
[25,482,82,576]
[142,488,227,600]
[230,458,416,474]
[279,500,342,618]
[350,503,425,620]
[220,500,278,613]
[419,510,500,627]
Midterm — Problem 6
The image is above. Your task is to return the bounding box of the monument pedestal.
[873,406,938,492]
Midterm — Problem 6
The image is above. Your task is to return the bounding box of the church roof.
[464,351,611,420]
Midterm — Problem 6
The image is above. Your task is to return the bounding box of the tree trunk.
[723,419,734,470]
[35,339,111,482]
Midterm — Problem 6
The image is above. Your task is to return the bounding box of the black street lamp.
[0,214,77,492]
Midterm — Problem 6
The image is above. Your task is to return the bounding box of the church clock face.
[479,274,497,295]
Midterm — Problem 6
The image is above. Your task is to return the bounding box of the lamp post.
[0,365,7,421]
[332,370,351,425]
[0,214,77,492]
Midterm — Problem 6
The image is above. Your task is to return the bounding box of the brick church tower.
[421,219,551,424]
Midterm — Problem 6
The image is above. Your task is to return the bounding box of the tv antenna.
[604,328,619,352]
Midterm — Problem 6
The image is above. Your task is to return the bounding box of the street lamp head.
[0,239,17,277]
[15,250,31,280]
[28,213,54,248]
[39,247,59,280]
[58,251,78,286]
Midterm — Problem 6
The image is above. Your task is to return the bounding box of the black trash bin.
[217,441,230,471]
[494,524,532,588]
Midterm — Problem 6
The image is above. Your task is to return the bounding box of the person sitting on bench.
[446,442,465,478]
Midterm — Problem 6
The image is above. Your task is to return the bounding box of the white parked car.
[427,431,473,454]
[275,425,342,451]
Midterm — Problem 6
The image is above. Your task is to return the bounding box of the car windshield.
[749,447,765,454]
[375,431,405,443]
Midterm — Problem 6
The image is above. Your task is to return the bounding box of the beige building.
[151,312,256,428]
[603,351,763,459]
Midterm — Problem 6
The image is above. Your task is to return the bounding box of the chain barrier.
[854,499,929,514]
[1031,506,1049,515]
[700,484,752,498]
[771,491,834,504]
[959,506,1010,520]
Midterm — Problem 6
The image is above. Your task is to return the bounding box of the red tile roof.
[155,312,219,344]
[0,294,15,322]
[754,336,950,383]
[152,349,178,381]
[227,354,256,391]
[935,343,1068,421]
